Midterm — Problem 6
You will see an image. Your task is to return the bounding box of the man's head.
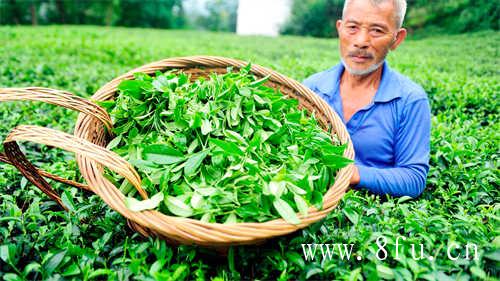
[337,0,407,76]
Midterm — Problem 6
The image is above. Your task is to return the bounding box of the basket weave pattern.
[0,56,354,246]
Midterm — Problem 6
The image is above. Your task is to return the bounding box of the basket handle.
[0,87,113,194]
[0,87,146,209]
[0,153,90,191]
[0,87,113,131]
[3,125,148,210]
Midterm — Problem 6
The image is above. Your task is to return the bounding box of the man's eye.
[369,29,385,36]
[347,26,357,31]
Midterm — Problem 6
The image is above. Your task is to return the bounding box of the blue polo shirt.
[303,61,431,198]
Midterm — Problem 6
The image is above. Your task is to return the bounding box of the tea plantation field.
[0,26,498,280]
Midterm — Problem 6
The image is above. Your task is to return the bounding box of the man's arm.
[352,98,431,198]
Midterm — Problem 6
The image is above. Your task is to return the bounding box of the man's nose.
[353,29,370,49]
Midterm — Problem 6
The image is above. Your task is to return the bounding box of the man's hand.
[350,165,360,185]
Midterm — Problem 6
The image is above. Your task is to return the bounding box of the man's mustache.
[348,50,374,58]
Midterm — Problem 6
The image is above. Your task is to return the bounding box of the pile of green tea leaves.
[98,65,351,224]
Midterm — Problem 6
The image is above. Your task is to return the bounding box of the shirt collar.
[316,60,402,103]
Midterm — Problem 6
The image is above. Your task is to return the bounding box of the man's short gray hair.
[342,0,407,28]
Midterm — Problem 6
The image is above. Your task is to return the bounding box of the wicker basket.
[0,56,354,247]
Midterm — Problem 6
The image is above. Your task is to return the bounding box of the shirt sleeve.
[355,98,431,198]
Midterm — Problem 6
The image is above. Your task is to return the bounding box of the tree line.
[1,0,497,37]
[0,0,237,32]
[282,0,499,37]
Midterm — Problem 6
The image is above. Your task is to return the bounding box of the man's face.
[337,0,406,76]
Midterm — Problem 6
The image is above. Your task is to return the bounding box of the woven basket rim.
[73,55,355,245]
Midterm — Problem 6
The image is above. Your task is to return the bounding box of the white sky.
[182,0,293,36]
[237,0,292,36]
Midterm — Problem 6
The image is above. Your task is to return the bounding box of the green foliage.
[115,0,185,28]
[406,0,499,34]
[191,0,238,32]
[103,67,350,224]
[3,0,496,36]
[0,26,498,280]
[281,0,344,38]
[0,0,185,28]
[282,0,500,38]
[0,0,238,31]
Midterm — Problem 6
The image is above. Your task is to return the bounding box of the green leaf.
[320,143,347,155]
[317,166,330,191]
[209,138,244,156]
[224,130,247,145]
[285,252,305,269]
[152,75,171,92]
[118,80,144,99]
[224,213,237,224]
[23,262,41,276]
[253,94,267,104]
[470,266,487,279]
[267,181,286,197]
[397,196,413,203]
[248,74,270,87]
[201,119,212,135]
[0,244,15,264]
[88,269,114,279]
[20,177,28,189]
[2,273,21,281]
[165,196,194,217]
[190,192,204,209]
[343,207,360,225]
[228,246,238,278]
[294,194,308,216]
[44,250,66,276]
[273,197,301,224]
[484,249,500,262]
[239,87,251,97]
[200,213,211,223]
[143,144,185,165]
[195,187,217,196]
[376,264,394,280]
[171,264,189,280]
[61,263,81,277]
[61,190,76,212]
[287,182,307,195]
[305,267,323,279]
[321,154,353,169]
[184,150,209,177]
[187,139,199,154]
[348,268,362,281]
[311,190,324,210]
[106,135,123,150]
[189,112,203,128]
[124,192,164,212]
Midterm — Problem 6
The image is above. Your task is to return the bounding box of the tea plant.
[0,26,498,280]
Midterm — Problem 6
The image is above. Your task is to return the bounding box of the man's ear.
[390,28,407,51]
[336,20,342,34]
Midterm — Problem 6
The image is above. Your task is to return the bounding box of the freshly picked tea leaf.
[104,66,352,224]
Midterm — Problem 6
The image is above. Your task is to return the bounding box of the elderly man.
[303,0,430,198]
